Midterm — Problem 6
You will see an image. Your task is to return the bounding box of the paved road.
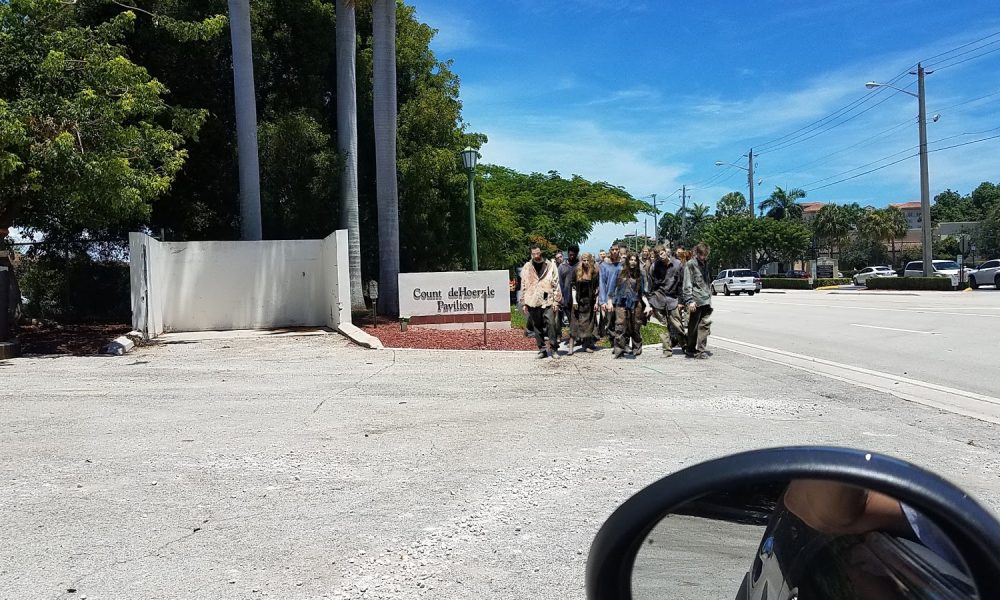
[711,289,1000,398]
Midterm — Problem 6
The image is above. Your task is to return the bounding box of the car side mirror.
[586,447,1000,599]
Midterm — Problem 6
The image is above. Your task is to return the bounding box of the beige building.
[889,201,923,229]
[800,202,826,223]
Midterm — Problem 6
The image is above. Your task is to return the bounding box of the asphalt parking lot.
[3,328,999,599]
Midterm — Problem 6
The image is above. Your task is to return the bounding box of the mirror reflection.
[632,479,977,599]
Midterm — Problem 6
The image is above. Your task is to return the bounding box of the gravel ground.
[3,331,999,599]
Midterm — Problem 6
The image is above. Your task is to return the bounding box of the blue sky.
[413,0,1000,253]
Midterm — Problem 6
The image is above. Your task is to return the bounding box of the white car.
[969,259,1000,289]
[852,266,895,286]
[711,269,757,296]
[903,260,971,286]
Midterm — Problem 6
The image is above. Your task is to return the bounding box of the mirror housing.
[586,447,1000,599]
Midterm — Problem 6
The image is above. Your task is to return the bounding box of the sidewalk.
[4,332,999,598]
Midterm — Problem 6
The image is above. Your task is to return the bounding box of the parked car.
[903,260,971,286]
[852,265,896,286]
[783,270,809,279]
[711,269,757,296]
[969,259,1000,289]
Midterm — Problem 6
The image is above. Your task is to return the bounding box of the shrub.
[761,278,812,290]
[866,277,954,291]
[17,255,131,323]
[815,278,852,287]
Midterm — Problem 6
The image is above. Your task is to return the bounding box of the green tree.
[700,216,754,269]
[476,166,649,269]
[657,212,682,244]
[974,204,1000,260]
[970,182,1000,217]
[754,218,812,267]
[759,186,806,220]
[860,206,908,266]
[931,189,978,223]
[812,204,853,258]
[681,202,713,230]
[715,191,748,218]
[0,0,207,240]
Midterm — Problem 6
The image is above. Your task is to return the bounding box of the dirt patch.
[16,323,130,355]
[361,323,538,351]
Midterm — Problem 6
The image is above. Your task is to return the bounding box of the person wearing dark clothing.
[569,252,600,354]
[681,243,713,358]
[647,245,685,356]
[557,245,579,345]
[612,252,652,358]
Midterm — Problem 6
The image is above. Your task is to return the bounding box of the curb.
[338,323,384,350]
[102,330,144,356]
[0,340,21,359]
[814,285,842,291]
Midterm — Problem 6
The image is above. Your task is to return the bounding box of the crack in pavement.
[310,350,397,416]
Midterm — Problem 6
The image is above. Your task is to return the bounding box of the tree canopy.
[476,165,650,269]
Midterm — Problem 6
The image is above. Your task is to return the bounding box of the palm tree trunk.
[373,0,399,316]
[227,0,262,240]
[335,0,365,311]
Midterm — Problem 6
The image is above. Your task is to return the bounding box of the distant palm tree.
[812,204,852,257]
[759,187,806,220]
[373,0,399,316]
[681,202,713,230]
[336,0,366,310]
[861,206,909,265]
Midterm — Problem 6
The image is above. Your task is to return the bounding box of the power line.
[925,36,1000,69]
[928,132,1000,153]
[756,82,916,156]
[762,118,913,182]
[752,67,915,154]
[801,129,1000,193]
[931,88,1000,113]
[930,44,1000,72]
[803,154,917,193]
[920,30,1000,64]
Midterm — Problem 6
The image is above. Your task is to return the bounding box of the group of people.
[517,241,714,360]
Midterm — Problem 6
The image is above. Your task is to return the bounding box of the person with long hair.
[611,251,652,358]
[569,252,600,354]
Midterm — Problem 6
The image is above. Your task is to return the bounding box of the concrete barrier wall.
[129,231,350,336]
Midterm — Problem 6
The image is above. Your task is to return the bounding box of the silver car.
[711,269,757,296]
[969,259,1000,289]
[852,265,895,286]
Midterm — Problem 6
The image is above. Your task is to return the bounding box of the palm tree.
[812,204,852,258]
[373,0,399,316]
[227,0,262,240]
[759,187,806,220]
[681,202,713,230]
[862,207,908,266]
[336,0,365,310]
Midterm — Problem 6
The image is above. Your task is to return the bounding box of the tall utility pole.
[227,0,262,241]
[747,149,756,271]
[916,63,932,277]
[651,193,658,244]
[680,185,687,242]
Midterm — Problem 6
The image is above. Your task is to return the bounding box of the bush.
[762,278,812,289]
[866,277,954,291]
[18,255,131,323]
[815,278,852,287]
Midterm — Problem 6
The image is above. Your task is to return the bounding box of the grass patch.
[510,304,527,329]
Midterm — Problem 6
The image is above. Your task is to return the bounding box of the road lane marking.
[712,336,1000,425]
[850,324,936,334]
[750,300,1000,318]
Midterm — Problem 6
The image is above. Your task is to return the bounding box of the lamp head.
[865,82,880,89]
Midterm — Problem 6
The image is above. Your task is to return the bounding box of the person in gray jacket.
[681,243,713,358]
[647,245,685,356]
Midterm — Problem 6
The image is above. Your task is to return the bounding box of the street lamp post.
[866,64,933,277]
[461,148,480,271]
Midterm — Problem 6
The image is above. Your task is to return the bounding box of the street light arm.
[865,81,917,98]
[715,161,749,171]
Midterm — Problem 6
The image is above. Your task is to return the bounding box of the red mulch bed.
[361,323,538,351]
[15,323,130,355]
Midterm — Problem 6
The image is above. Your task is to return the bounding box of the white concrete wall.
[130,231,351,335]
